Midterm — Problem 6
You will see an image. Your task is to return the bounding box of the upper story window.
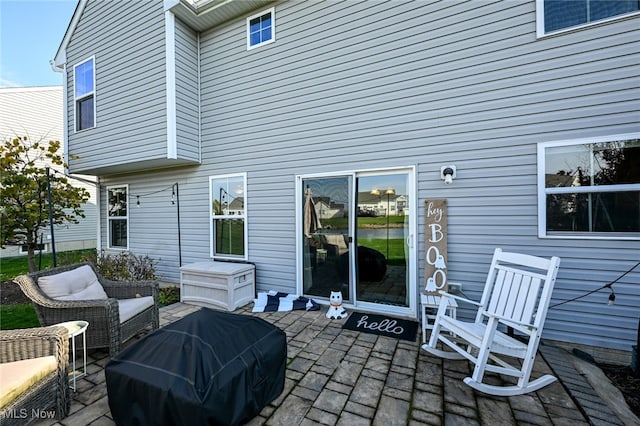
[107,185,128,249]
[210,174,247,259]
[538,0,639,36]
[247,8,275,50]
[537,134,640,239]
[74,57,95,131]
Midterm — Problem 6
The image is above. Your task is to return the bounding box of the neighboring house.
[52,0,639,359]
[0,86,97,257]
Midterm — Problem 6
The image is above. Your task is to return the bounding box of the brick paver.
[29,302,627,425]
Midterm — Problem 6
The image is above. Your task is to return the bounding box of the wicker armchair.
[14,263,159,357]
[0,326,70,425]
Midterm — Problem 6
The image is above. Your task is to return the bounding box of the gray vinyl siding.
[175,18,200,161]
[65,0,168,173]
[85,0,638,353]
[98,171,211,280]
[194,0,637,352]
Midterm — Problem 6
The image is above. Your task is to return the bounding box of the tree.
[0,136,90,272]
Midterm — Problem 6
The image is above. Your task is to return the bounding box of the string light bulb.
[136,195,140,207]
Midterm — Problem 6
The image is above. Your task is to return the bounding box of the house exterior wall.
[64,0,169,174]
[175,17,200,161]
[0,86,97,257]
[63,1,639,354]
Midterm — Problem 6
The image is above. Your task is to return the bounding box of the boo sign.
[424,199,448,294]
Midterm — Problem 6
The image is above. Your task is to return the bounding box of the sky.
[0,0,78,88]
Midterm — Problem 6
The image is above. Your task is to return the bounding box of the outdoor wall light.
[440,165,457,184]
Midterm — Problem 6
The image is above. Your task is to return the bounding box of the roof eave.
[165,0,274,32]
[52,0,88,70]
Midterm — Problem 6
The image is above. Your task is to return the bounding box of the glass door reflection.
[301,176,352,302]
[355,173,409,307]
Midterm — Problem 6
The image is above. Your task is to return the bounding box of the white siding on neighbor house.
[0,86,97,257]
[83,0,637,353]
[64,0,168,173]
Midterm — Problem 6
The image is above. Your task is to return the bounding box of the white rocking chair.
[422,248,561,396]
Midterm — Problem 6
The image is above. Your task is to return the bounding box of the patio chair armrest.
[31,298,120,331]
[102,279,159,300]
[13,275,122,309]
[0,326,69,366]
[482,311,538,330]
[438,291,482,307]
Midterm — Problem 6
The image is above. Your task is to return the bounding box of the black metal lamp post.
[384,188,395,259]
[45,166,57,267]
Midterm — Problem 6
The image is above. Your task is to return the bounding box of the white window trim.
[536,0,640,38]
[209,173,248,260]
[106,184,129,250]
[537,133,640,240]
[73,56,96,132]
[246,7,275,50]
[294,166,418,318]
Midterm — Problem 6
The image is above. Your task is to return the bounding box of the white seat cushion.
[118,296,154,323]
[38,265,108,301]
[0,356,57,409]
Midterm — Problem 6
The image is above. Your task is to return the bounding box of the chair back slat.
[483,250,559,334]
[488,269,538,327]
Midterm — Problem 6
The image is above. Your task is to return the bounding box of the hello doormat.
[342,312,418,342]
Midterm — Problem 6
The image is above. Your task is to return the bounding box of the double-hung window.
[74,57,95,131]
[107,185,129,249]
[538,0,639,36]
[247,8,275,50]
[210,174,247,259]
[537,134,640,239]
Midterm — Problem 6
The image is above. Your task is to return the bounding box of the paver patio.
[29,302,631,426]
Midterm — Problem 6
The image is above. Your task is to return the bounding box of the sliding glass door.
[299,168,415,316]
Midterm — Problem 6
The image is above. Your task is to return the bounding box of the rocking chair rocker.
[422,248,561,396]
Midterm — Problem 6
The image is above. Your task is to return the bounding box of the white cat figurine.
[326,291,348,320]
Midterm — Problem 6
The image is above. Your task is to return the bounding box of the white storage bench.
[180,261,255,311]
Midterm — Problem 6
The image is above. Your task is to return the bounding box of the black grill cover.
[105,309,286,426]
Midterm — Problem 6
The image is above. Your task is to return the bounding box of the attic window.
[74,57,95,131]
[537,0,640,36]
[247,8,275,50]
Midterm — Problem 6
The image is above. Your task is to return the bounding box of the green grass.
[215,219,245,255]
[359,239,407,265]
[0,304,40,330]
[0,249,96,281]
[0,249,97,331]
[322,215,407,229]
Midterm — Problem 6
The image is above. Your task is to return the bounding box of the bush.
[158,286,180,306]
[84,250,158,281]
